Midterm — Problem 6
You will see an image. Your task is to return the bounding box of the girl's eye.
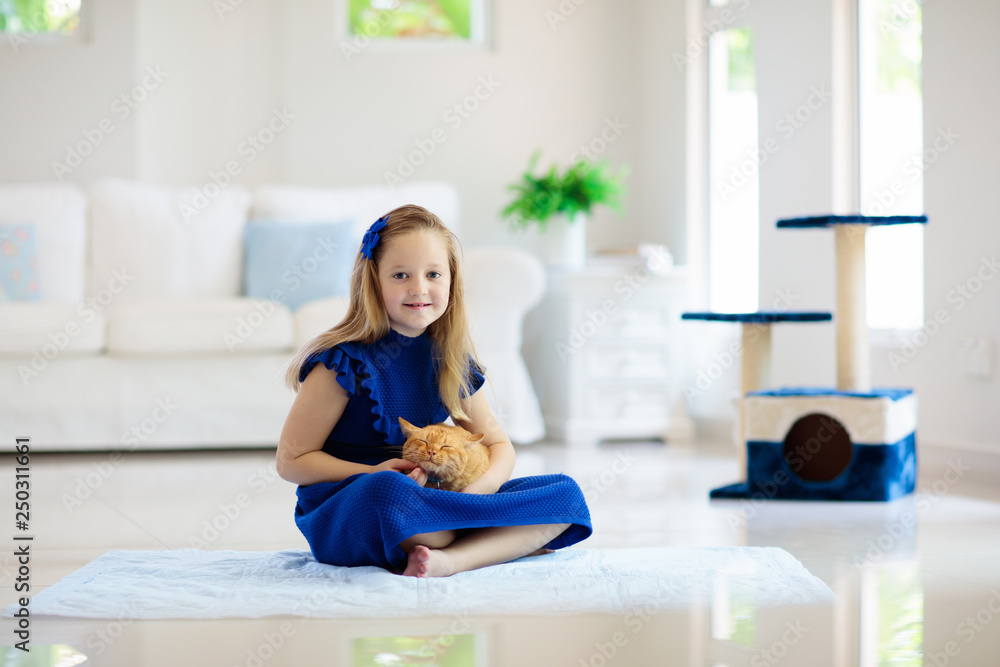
[427,271,442,279]
[393,272,408,280]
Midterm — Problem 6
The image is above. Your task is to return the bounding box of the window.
[708,27,759,313]
[860,0,924,330]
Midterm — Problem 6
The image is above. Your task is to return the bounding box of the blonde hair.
[285,204,480,422]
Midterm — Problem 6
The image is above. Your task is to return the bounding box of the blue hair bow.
[361,215,389,260]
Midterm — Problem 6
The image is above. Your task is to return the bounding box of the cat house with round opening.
[712,388,917,501]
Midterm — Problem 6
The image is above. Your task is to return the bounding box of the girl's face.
[377,231,451,337]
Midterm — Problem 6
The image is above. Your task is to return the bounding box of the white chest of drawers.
[523,262,694,446]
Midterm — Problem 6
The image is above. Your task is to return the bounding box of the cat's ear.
[469,433,485,443]
[398,417,418,438]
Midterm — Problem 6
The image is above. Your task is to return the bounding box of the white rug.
[8,547,834,620]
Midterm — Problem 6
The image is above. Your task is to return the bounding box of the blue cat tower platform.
[685,214,927,502]
[680,311,833,394]
[681,312,834,324]
[776,214,927,228]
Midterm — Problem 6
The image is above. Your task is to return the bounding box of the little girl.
[277,204,591,577]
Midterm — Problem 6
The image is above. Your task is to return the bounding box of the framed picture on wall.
[338,0,491,56]
[0,0,91,48]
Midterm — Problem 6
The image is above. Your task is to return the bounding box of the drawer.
[572,302,673,340]
[586,384,671,420]
[586,343,670,380]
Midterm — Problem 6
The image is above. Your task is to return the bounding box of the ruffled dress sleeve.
[462,357,487,398]
[299,344,362,396]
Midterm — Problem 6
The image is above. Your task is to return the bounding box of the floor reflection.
[2,445,1000,666]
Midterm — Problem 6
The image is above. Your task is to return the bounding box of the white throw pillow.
[0,183,87,303]
[89,179,251,304]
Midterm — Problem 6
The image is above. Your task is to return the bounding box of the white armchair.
[464,246,546,444]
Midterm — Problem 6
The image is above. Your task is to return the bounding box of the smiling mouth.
[404,303,430,309]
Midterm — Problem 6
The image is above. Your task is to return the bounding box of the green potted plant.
[501,152,628,268]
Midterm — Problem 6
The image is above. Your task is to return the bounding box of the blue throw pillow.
[0,223,41,302]
[243,220,356,310]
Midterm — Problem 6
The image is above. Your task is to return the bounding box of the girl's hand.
[370,459,428,486]
[371,458,419,475]
[406,466,429,487]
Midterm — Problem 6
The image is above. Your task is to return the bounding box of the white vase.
[538,213,587,270]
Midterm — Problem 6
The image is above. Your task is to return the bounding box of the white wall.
[133,0,286,188]
[276,0,647,250]
[904,0,1000,449]
[635,0,689,261]
[754,0,837,391]
[0,0,689,254]
[0,0,138,182]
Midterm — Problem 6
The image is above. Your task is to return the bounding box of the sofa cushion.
[89,179,251,304]
[243,220,356,310]
[251,182,461,247]
[292,296,350,348]
[107,298,294,355]
[0,303,106,357]
[0,184,87,303]
[0,224,41,301]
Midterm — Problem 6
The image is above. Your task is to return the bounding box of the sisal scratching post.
[739,323,772,482]
[834,225,871,392]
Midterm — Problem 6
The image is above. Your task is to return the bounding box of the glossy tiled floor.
[1,440,999,666]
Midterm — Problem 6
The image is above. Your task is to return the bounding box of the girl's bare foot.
[402,545,457,578]
[523,548,555,558]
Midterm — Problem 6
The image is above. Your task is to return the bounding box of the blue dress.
[293,329,592,571]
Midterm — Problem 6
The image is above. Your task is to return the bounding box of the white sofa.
[0,179,545,452]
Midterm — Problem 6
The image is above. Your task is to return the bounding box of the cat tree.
[684,214,927,501]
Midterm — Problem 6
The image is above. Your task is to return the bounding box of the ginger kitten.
[399,418,490,492]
